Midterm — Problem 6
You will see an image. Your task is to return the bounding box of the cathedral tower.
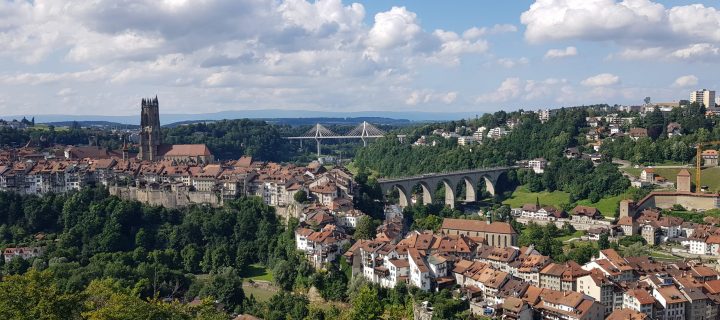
[138,96,162,161]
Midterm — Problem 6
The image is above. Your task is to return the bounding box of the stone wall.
[515,217,612,231]
[636,193,720,211]
[109,186,222,208]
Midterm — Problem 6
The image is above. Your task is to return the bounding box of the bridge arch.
[377,167,512,209]
[481,174,497,197]
[393,184,411,207]
[462,176,477,202]
[416,181,434,205]
[438,178,457,208]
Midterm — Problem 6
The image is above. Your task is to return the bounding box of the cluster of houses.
[414,124,513,147]
[3,247,43,263]
[0,144,355,210]
[514,203,612,236]
[336,212,720,319]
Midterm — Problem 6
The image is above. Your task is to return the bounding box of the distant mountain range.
[1,109,478,125]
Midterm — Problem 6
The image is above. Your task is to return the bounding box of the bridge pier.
[443,180,456,209]
[465,178,476,202]
[483,176,496,196]
[397,186,411,207]
[421,183,433,205]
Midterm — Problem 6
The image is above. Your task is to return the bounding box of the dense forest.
[354,107,587,177]
[0,186,459,319]
[162,119,295,161]
[0,124,125,150]
[598,103,720,164]
[0,189,303,317]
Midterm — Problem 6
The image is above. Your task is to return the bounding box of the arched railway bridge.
[377,167,514,209]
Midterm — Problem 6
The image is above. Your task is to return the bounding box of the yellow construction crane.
[695,141,720,193]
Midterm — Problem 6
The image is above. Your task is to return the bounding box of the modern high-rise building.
[138,96,162,161]
[690,89,716,109]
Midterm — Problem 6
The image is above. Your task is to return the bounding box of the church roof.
[158,144,212,157]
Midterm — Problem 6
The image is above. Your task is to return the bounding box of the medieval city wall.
[109,186,222,208]
[636,193,719,211]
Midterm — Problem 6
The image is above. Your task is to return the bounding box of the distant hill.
[42,121,141,129]
[6,109,476,125]
[164,117,413,128]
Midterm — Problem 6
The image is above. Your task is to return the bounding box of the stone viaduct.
[377,167,513,209]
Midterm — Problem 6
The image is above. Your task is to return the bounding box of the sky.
[1,0,720,116]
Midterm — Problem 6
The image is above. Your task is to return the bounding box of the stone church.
[138,97,214,164]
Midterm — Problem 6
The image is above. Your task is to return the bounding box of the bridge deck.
[285,135,384,139]
[377,167,515,183]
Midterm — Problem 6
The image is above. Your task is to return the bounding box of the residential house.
[629,128,649,141]
[702,150,719,167]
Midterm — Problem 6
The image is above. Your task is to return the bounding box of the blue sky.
[0,0,719,116]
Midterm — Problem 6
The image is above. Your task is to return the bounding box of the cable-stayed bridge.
[286,121,386,156]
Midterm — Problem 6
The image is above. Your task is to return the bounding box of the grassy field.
[29,124,69,132]
[575,193,627,218]
[240,264,273,281]
[504,186,629,218]
[648,250,681,261]
[502,186,571,208]
[242,284,276,302]
[557,230,585,242]
[621,166,720,192]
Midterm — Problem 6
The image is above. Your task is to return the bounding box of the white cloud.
[0,1,514,114]
[544,46,578,59]
[364,7,489,65]
[670,43,720,61]
[366,7,422,51]
[477,77,573,104]
[462,24,517,40]
[581,73,620,87]
[672,75,698,88]
[521,0,667,44]
[611,47,665,60]
[56,88,76,97]
[405,90,458,105]
[477,78,522,103]
[521,0,720,60]
[497,57,529,68]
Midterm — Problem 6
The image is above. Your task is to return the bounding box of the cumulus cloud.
[462,24,517,39]
[670,43,720,61]
[0,0,508,114]
[672,75,699,87]
[522,0,720,62]
[521,0,667,44]
[581,73,620,87]
[496,57,529,68]
[476,78,522,103]
[610,47,665,60]
[477,77,575,104]
[364,6,490,65]
[405,90,458,105]
[544,46,577,59]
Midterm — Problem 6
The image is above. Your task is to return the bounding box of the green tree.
[200,267,245,313]
[598,233,610,250]
[83,279,190,320]
[0,269,83,320]
[293,190,308,204]
[354,216,377,240]
[623,242,649,257]
[619,235,646,247]
[272,260,297,291]
[347,285,382,320]
[4,256,30,275]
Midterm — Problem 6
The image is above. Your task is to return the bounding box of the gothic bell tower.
[138,96,162,161]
